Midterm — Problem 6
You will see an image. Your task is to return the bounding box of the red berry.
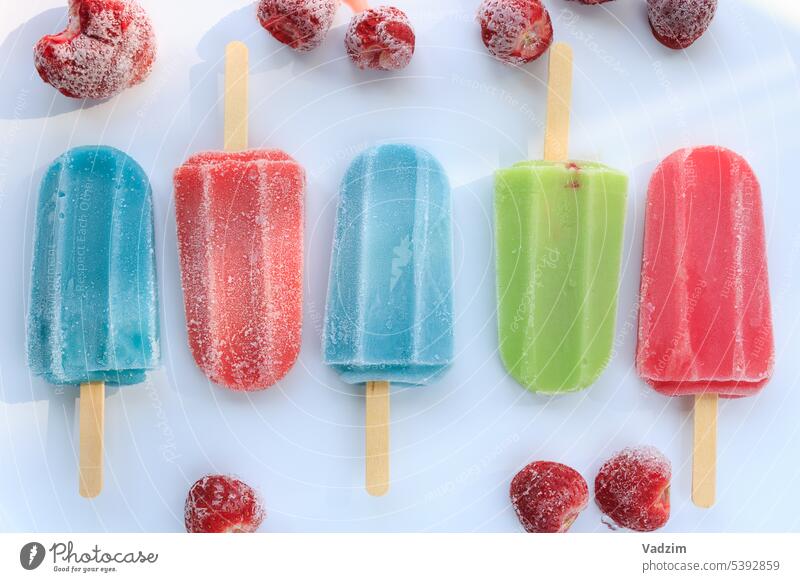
[647,0,718,49]
[478,0,553,65]
[510,461,589,533]
[185,475,265,533]
[33,0,156,100]
[594,446,671,532]
[258,0,338,52]
[345,7,415,71]
[569,0,614,4]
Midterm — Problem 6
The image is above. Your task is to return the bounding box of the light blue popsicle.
[324,144,454,385]
[27,146,160,386]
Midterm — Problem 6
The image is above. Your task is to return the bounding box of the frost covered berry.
[185,475,265,533]
[478,0,553,65]
[257,0,338,52]
[34,0,157,99]
[595,447,671,532]
[345,7,415,70]
[648,0,718,49]
[510,461,589,533]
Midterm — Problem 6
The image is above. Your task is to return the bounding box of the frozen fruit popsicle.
[27,145,160,497]
[636,146,774,508]
[324,143,454,495]
[174,42,305,391]
[495,43,628,394]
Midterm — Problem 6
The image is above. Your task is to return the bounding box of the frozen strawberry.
[257,0,338,52]
[510,461,589,533]
[34,0,156,99]
[185,475,265,533]
[594,446,671,532]
[647,0,718,49]
[478,0,553,65]
[568,0,614,4]
[345,7,415,71]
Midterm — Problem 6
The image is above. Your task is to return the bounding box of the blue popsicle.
[323,144,454,385]
[324,143,454,495]
[27,146,160,386]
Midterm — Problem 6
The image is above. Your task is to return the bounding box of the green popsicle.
[495,43,628,394]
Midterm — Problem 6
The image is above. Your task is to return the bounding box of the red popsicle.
[174,42,305,391]
[175,151,304,390]
[636,146,774,507]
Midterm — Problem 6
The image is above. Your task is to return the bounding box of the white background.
[0,0,798,533]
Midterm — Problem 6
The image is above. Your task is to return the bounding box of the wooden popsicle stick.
[543,43,573,163]
[365,381,390,496]
[692,393,718,508]
[343,0,370,13]
[224,41,249,152]
[79,382,105,498]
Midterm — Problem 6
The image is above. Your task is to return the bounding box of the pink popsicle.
[637,146,774,397]
[175,151,304,391]
[636,146,774,508]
